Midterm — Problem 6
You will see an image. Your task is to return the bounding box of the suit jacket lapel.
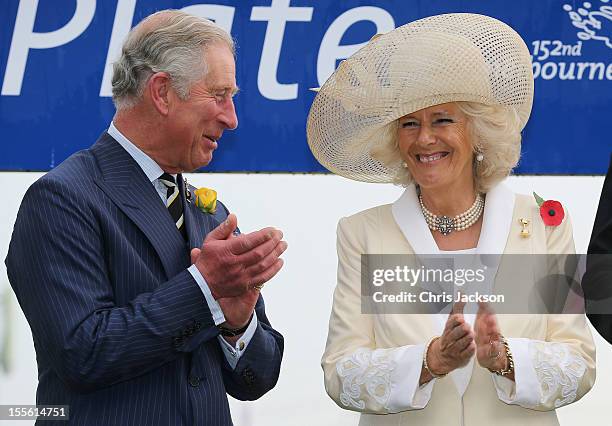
[179,177,219,250]
[391,185,439,255]
[91,133,188,279]
[476,183,515,255]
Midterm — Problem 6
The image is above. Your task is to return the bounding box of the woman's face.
[397,102,475,193]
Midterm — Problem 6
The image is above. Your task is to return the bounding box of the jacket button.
[242,368,256,385]
[189,375,201,387]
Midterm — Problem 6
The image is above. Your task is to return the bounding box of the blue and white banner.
[1,0,610,173]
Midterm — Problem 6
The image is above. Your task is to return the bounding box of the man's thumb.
[205,213,238,241]
[190,248,201,264]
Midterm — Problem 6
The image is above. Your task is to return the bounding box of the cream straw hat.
[306,13,534,182]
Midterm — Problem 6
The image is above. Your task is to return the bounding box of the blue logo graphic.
[0,0,610,173]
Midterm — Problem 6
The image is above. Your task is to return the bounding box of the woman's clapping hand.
[426,302,476,376]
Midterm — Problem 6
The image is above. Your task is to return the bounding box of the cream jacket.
[322,184,595,426]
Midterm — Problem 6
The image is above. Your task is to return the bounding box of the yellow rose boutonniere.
[194,187,217,214]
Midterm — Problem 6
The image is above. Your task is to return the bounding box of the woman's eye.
[435,118,454,124]
[401,121,418,128]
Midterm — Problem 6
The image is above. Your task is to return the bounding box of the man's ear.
[148,72,172,116]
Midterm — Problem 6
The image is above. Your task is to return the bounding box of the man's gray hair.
[111,10,235,110]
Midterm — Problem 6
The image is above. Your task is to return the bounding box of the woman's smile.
[416,151,450,165]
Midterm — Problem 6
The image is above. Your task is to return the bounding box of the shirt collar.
[107,121,165,183]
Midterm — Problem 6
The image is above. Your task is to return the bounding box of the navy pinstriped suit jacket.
[585,154,612,343]
[6,133,284,425]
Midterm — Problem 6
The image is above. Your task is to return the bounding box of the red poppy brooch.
[533,192,565,226]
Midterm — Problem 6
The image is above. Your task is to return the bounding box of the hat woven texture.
[306,13,534,183]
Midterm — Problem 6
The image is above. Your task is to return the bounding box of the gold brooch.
[519,218,530,238]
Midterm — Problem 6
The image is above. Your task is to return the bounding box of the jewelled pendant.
[436,216,454,235]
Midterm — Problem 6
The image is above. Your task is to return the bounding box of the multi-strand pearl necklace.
[419,193,484,236]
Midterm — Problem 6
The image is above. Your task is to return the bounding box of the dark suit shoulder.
[31,132,125,197]
[19,139,108,222]
[21,157,97,226]
[37,135,104,188]
[43,150,97,182]
[589,153,612,254]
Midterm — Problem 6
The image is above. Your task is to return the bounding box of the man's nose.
[220,98,238,130]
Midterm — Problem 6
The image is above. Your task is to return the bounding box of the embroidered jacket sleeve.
[492,213,596,410]
[321,218,435,414]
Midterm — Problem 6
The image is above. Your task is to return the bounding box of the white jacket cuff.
[386,344,435,411]
[491,337,540,408]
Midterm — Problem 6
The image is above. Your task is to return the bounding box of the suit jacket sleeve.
[192,197,284,400]
[321,217,436,414]
[220,296,284,400]
[6,176,219,393]
[493,212,596,410]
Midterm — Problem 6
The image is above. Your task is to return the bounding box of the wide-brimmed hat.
[306,13,533,183]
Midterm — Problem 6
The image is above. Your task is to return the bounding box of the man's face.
[166,44,238,172]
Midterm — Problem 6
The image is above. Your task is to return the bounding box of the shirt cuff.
[188,264,225,325]
[491,337,541,408]
[217,311,258,370]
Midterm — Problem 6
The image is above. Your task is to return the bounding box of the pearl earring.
[476,153,484,162]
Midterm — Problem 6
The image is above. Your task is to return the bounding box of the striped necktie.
[159,173,187,240]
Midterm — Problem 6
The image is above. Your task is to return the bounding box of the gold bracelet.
[423,336,447,378]
[489,335,514,376]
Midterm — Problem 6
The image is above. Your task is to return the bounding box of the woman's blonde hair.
[371,102,522,193]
